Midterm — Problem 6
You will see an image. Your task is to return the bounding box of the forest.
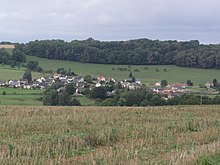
[2,38,220,69]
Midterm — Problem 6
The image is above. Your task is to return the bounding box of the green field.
[0,88,43,105]
[0,106,220,164]
[27,55,220,85]
[0,88,96,106]
[0,65,45,82]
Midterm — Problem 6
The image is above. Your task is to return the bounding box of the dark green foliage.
[43,88,81,106]
[84,75,93,83]
[70,98,81,106]
[213,78,218,87]
[163,69,167,72]
[21,38,220,69]
[0,47,26,67]
[186,80,193,86]
[90,87,106,99]
[2,91,6,95]
[161,80,168,87]
[43,89,58,106]
[131,76,136,83]
[168,94,201,105]
[65,83,76,95]
[58,91,71,106]
[11,49,26,62]
[23,70,32,83]
[26,61,42,72]
[0,48,10,64]
[56,68,76,76]
[213,96,220,104]
[128,72,133,78]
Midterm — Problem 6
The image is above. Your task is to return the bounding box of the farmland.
[0,106,220,164]
[0,88,43,105]
[27,55,220,86]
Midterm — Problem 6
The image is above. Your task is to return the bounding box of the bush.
[2,91,6,95]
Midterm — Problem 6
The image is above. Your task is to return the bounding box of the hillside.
[1,106,220,164]
[27,55,220,85]
[0,66,44,82]
[21,38,220,69]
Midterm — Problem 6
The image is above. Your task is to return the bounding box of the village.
[0,72,204,99]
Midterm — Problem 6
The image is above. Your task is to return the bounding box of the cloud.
[0,0,220,43]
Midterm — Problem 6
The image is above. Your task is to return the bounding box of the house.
[205,82,214,88]
[8,80,20,87]
[23,83,33,89]
[95,82,102,87]
[97,76,106,82]
[168,83,188,92]
[19,79,28,86]
[53,73,61,79]
[155,82,161,87]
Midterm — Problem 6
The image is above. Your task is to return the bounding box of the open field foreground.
[0,106,220,164]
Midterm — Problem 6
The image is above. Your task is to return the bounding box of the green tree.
[186,80,193,86]
[23,70,32,83]
[11,49,26,62]
[70,98,81,106]
[84,75,93,83]
[65,83,76,95]
[43,90,58,106]
[161,80,168,87]
[58,91,71,106]
[26,61,39,71]
[131,76,136,83]
[213,78,218,87]
[90,87,106,99]
[128,72,133,78]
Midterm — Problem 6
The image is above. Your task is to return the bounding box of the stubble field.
[0,106,220,164]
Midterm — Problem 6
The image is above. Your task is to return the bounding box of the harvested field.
[0,106,220,164]
[0,44,15,49]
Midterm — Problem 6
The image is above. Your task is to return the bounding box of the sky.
[0,0,220,43]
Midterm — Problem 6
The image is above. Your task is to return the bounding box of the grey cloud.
[0,0,220,43]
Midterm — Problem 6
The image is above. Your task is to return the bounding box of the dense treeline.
[0,46,26,67]
[95,87,220,106]
[19,38,220,69]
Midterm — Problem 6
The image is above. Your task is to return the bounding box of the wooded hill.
[16,38,220,69]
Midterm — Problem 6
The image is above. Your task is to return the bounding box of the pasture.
[0,88,43,105]
[27,55,220,85]
[0,106,220,164]
[0,67,45,82]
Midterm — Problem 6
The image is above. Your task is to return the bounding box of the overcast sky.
[0,0,220,43]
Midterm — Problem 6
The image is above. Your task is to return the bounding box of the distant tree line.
[13,38,220,69]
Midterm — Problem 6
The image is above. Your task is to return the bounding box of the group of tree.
[43,81,81,106]
[11,38,220,69]
[56,68,76,76]
[0,47,26,67]
[87,85,220,106]
[0,45,44,73]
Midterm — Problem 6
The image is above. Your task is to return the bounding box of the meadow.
[0,88,43,106]
[0,106,220,164]
[0,65,44,82]
[27,55,220,85]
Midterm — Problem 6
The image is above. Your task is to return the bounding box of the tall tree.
[23,70,32,83]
